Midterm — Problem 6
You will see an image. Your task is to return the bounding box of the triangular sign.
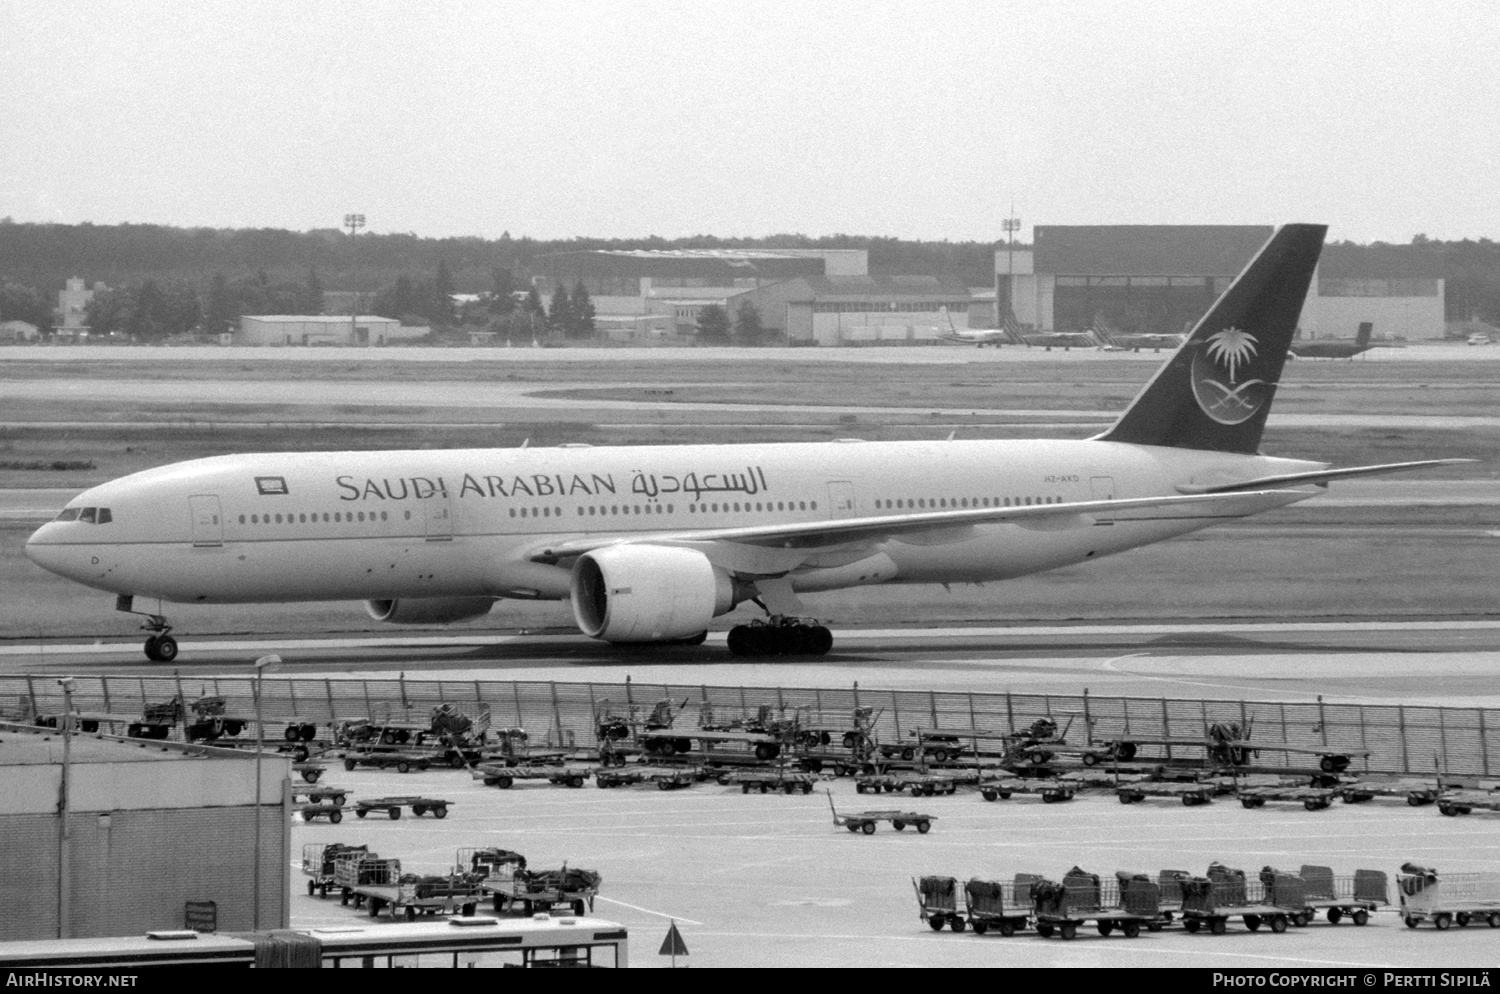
[658,921,689,957]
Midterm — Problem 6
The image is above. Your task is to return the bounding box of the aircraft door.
[424,493,453,542]
[826,481,857,518]
[188,494,223,548]
[1090,476,1115,501]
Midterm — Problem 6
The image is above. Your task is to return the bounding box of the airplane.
[941,309,1101,351]
[24,224,1468,663]
[1090,313,1187,352]
[1287,320,1377,359]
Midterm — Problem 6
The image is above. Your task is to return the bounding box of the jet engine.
[365,597,495,625]
[570,545,738,642]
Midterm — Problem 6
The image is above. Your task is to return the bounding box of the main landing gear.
[726,618,833,657]
[142,620,178,662]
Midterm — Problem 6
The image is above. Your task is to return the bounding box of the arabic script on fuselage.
[333,465,770,502]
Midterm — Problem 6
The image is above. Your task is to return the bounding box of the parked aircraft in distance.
[1090,313,1187,352]
[1288,321,1377,359]
[941,309,1101,351]
[25,225,1466,662]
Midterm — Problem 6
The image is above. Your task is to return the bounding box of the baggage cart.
[593,766,700,790]
[827,790,934,835]
[291,785,347,807]
[300,803,345,823]
[962,878,1032,936]
[914,876,964,932]
[723,769,820,794]
[857,772,967,796]
[352,795,452,820]
[341,749,434,773]
[1237,784,1338,810]
[1156,869,1192,921]
[1030,868,1163,940]
[349,865,485,920]
[1396,864,1500,929]
[474,763,591,789]
[334,852,392,905]
[1338,780,1439,806]
[1178,864,1304,934]
[1295,866,1387,925]
[1116,782,1214,806]
[302,842,368,898]
[1436,789,1500,816]
[488,867,602,917]
[978,777,1075,803]
[292,761,325,784]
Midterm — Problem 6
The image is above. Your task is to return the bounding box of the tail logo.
[1191,327,1269,425]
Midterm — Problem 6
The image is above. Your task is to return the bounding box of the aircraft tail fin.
[1355,321,1374,347]
[1098,223,1326,454]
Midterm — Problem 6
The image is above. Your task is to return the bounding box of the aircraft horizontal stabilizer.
[527,489,1308,564]
[1175,459,1475,495]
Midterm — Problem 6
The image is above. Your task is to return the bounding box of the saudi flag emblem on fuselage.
[1190,327,1269,425]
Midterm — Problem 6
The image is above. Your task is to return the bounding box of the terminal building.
[0,722,289,941]
[999,225,1445,342]
[235,314,429,347]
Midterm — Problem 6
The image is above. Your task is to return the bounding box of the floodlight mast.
[344,214,365,345]
[1002,210,1021,324]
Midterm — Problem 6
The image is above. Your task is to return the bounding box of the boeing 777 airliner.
[24,225,1463,661]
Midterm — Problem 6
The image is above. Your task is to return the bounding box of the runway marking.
[593,896,703,926]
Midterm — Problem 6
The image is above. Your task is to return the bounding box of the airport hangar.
[1000,225,1447,342]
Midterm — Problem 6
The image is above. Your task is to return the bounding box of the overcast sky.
[3,1,1497,245]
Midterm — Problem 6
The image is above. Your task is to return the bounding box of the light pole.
[1002,210,1021,325]
[344,214,365,345]
[251,654,281,931]
[56,677,75,939]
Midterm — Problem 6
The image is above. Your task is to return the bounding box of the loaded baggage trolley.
[827,790,934,835]
[979,777,1075,804]
[457,848,529,913]
[914,876,965,932]
[302,843,368,898]
[346,859,485,920]
[352,795,452,820]
[1179,864,1305,934]
[1396,864,1500,929]
[496,867,603,918]
[1030,868,1163,940]
[962,878,1031,937]
[1295,866,1387,925]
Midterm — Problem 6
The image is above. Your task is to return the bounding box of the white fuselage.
[24,438,1319,607]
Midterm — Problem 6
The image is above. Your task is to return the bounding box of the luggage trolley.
[1396,864,1500,930]
[1296,865,1387,925]
[1030,868,1163,940]
[914,876,965,932]
[1179,864,1305,934]
[962,877,1033,937]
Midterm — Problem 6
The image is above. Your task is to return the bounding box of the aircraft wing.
[1175,459,1474,494]
[526,489,1307,564]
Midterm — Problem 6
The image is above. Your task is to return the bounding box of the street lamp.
[56,677,75,939]
[344,214,365,346]
[251,654,281,931]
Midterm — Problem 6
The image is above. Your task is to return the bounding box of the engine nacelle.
[570,545,735,642]
[365,597,495,625]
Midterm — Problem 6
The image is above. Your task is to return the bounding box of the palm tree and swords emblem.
[1190,326,1269,425]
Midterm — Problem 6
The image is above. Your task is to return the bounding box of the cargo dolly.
[962,877,1035,936]
[828,790,934,835]
[978,777,1075,804]
[1396,864,1500,929]
[1295,865,1387,925]
[1178,864,1305,934]
[1339,780,1439,806]
[300,803,346,823]
[722,769,820,794]
[594,766,700,790]
[473,763,591,789]
[302,843,368,898]
[341,749,434,773]
[857,772,966,796]
[1436,788,1500,816]
[1030,869,1165,940]
[292,784,348,807]
[292,761,326,784]
[352,795,451,820]
[1116,781,1214,806]
[1237,784,1339,811]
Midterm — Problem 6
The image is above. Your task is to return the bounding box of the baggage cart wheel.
[405,906,417,921]
[1096,921,1113,936]
[1036,924,1054,938]
[1407,794,1425,806]
[1294,912,1311,927]
[308,879,316,896]
[301,770,317,783]
[783,784,796,795]
[1146,922,1163,932]
[344,758,356,771]
[998,921,1016,937]
[1405,916,1419,929]
[319,885,328,898]
[1118,794,1134,805]
[497,777,512,789]
[1060,922,1077,941]
[413,804,427,816]
[1122,921,1140,938]
[742,784,751,794]
[892,820,905,831]
[910,786,923,797]
[759,784,768,794]
[1487,912,1500,929]
[368,899,382,918]
[1304,799,1324,811]
[449,754,466,769]
[1457,912,1472,927]
[1353,910,1370,927]
[932,748,948,763]
[418,761,430,771]
[355,809,367,818]
[433,806,447,819]
[569,777,584,788]
[1082,753,1098,767]
[572,900,587,917]
[950,918,965,932]
[860,820,876,834]
[981,790,998,802]
[998,792,1011,800]
[388,806,401,820]
[462,903,476,917]
[1184,919,1201,933]
[333,794,346,806]
[971,920,988,935]
[341,891,350,906]
[923,784,936,796]
[1268,916,1287,934]
[1210,918,1228,935]
[802,783,813,794]
[846,824,859,832]
[396,761,411,774]
[493,895,504,912]
[842,733,856,748]
[928,916,945,931]
[916,820,931,833]
[900,747,914,761]
[1244,915,1261,931]
[330,809,342,823]
[1241,797,1258,809]
[1439,804,1457,816]
[1327,907,1342,924]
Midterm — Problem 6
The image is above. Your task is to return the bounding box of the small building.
[0,320,40,343]
[0,721,289,941]
[726,275,974,346]
[235,314,427,347]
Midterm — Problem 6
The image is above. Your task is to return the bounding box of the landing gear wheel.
[152,635,177,661]
[807,625,833,655]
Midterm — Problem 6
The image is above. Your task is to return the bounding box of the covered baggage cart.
[302,842,368,898]
[1296,865,1387,925]
[1396,864,1500,929]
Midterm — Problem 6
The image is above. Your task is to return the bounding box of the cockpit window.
[54,508,80,522]
[79,507,96,523]
[97,508,112,524]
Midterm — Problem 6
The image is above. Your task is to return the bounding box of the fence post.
[929,691,938,731]
[550,682,563,742]
[399,674,409,712]
[1398,705,1410,773]
[100,677,111,718]
[326,679,335,721]
[1082,689,1092,745]
[1005,692,1014,735]
[1317,696,1328,747]
[513,682,524,728]
[25,675,37,720]
[1161,698,1172,761]
[1480,709,1491,777]
[362,680,372,720]
[1439,708,1450,775]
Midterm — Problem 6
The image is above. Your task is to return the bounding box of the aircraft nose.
[24,523,68,574]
